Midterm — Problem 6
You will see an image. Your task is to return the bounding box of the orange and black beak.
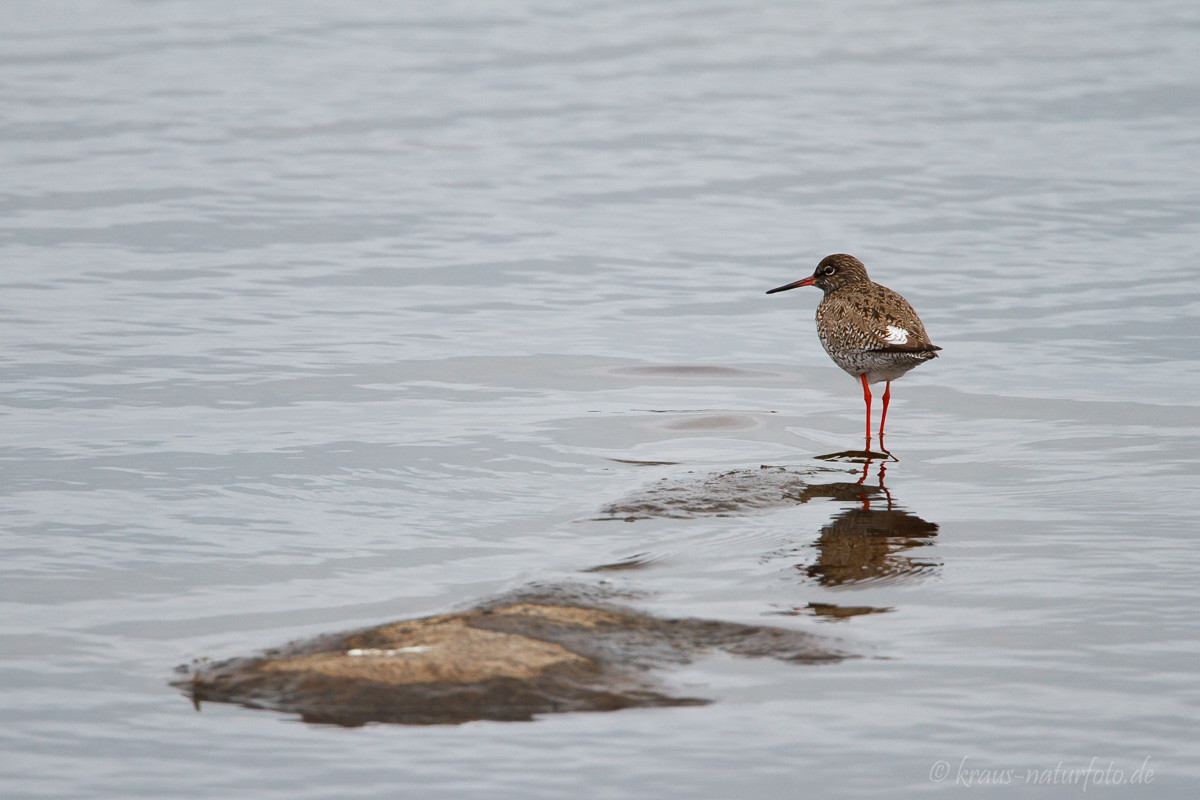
[765,275,816,294]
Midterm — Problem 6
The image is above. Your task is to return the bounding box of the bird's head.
[766,254,869,296]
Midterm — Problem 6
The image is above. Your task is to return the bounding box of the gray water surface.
[3,1,1199,797]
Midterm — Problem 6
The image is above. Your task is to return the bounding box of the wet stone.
[596,465,842,521]
[174,585,849,726]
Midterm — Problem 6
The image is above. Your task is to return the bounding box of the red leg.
[859,373,872,450]
[879,381,891,441]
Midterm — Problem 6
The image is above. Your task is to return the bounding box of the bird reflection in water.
[784,453,940,620]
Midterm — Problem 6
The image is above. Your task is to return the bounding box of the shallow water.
[3,1,1199,797]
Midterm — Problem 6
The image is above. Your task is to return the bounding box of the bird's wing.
[822,284,940,353]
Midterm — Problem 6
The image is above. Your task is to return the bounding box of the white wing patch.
[884,325,910,345]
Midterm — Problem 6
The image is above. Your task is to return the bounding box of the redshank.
[767,254,940,449]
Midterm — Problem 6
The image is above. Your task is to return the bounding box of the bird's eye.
[822,265,836,276]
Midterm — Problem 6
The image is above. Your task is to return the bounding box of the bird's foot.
[814,449,892,463]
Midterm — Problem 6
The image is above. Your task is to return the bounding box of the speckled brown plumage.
[812,259,938,383]
[767,254,941,446]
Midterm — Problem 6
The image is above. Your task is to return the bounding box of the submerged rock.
[596,465,842,520]
[175,585,848,726]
